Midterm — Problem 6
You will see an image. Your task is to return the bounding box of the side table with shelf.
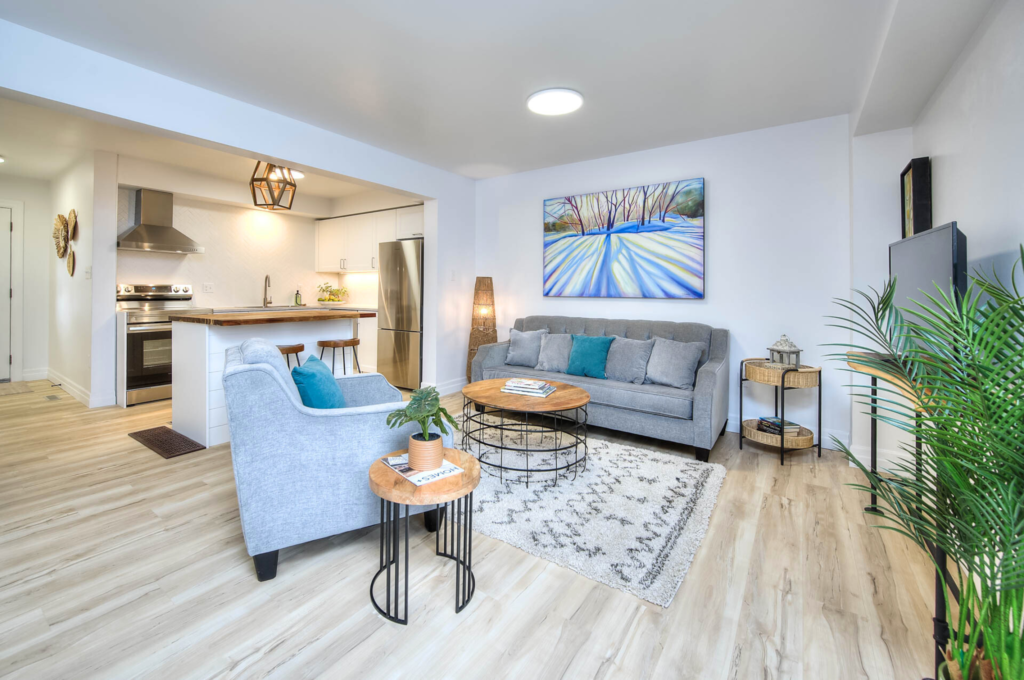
[739,358,822,464]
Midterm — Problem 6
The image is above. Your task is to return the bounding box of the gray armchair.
[222,339,452,581]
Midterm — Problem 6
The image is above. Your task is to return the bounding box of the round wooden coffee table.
[368,448,480,625]
[461,378,590,486]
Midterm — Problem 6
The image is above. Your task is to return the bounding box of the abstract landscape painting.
[543,178,704,298]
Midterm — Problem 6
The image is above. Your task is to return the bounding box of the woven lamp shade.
[467,277,498,381]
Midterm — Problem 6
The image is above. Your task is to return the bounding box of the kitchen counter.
[169,309,375,326]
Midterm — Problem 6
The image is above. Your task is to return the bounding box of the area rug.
[458,414,726,607]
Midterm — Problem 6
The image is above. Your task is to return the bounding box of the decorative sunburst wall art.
[543,178,705,298]
[52,210,78,276]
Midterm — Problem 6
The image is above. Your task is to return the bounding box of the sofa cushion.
[506,328,548,367]
[291,356,347,409]
[566,335,614,379]
[645,337,704,389]
[240,338,301,401]
[482,366,693,419]
[605,337,655,384]
[535,333,572,373]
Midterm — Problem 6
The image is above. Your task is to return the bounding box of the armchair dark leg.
[720,420,728,437]
[423,506,447,532]
[253,551,279,581]
[694,447,710,463]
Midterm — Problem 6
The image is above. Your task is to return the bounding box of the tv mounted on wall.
[889,221,967,320]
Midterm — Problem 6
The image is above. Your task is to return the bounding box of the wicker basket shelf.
[743,360,820,388]
[741,419,815,450]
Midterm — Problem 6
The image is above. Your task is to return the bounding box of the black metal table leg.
[370,499,409,625]
[436,494,476,613]
[780,368,797,465]
[817,372,822,458]
[865,376,879,512]
[739,360,745,450]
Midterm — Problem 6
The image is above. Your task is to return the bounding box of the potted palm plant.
[387,386,459,471]
[827,246,1023,680]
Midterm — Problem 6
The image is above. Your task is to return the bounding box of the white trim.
[434,375,468,397]
[0,199,24,382]
[47,367,90,406]
[22,367,48,381]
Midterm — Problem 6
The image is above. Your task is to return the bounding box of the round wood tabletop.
[369,448,480,506]
[462,378,590,413]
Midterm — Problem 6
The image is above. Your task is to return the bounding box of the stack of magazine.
[501,378,555,398]
[757,417,801,436]
[383,454,463,487]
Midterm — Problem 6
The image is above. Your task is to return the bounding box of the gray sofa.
[222,338,452,581]
[471,316,729,461]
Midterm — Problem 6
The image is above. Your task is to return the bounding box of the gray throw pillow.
[535,333,573,373]
[506,328,548,367]
[644,337,704,389]
[605,337,655,384]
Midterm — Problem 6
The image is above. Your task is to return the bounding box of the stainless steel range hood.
[117,189,204,254]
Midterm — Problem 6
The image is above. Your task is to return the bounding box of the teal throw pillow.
[566,335,615,379]
[291,356,346,409]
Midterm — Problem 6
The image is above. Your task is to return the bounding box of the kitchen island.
[169,309,376,447]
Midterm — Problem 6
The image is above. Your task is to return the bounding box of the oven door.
[125,323,173,395]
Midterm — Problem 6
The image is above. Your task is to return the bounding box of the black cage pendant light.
[250,161,296,210]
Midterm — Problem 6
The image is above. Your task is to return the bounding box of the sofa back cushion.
[239,338,301,401]
[605,337,655,384]
[645,337,704,389]
[535,333,573,373]
[506,328,548,367]
[514,316,712,366]
[291,356,347,409]
[566,335,615,379]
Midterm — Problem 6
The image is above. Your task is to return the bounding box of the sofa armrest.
[334,372,402,407]
[691,329,730,450]
[471,341,510,382]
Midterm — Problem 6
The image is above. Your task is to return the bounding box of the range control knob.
[172,286,181,293]
[124,285,133,293]
[182,285,191,294]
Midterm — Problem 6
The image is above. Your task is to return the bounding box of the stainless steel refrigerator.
[377,239,423,389]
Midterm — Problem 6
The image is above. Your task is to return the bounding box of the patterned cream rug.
[459,414,726,607]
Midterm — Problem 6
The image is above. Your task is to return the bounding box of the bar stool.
[317,338,361,375]
[277,343,304,369]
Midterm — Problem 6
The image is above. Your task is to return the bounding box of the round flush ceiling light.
[291,170,304,179]
[0,156,5,163]
[527,88,583,116]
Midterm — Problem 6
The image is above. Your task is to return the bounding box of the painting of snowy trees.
[543,178,704,298]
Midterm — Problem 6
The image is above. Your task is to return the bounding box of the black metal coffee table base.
[370,494,475,625]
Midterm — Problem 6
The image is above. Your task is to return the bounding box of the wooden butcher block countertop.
[168,310,376,326]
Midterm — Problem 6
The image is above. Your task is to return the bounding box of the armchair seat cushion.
[291,356,346,409]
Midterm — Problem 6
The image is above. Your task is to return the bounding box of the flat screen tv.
[889,222,967,322]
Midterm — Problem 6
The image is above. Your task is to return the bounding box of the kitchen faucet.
[263,275,272,307]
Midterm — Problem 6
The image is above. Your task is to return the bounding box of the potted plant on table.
[387,386,459,471]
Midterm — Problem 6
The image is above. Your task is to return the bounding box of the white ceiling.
[0,1,993,178]
[0,96,367,198]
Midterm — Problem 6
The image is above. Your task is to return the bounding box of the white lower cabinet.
[358,317,377,372]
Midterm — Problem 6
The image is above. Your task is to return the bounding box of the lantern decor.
[767,334,802,368]
[249,161,296,211]
[466,277,497,381]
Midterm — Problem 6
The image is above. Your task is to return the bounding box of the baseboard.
[434,375,468,397]
[21,367,49,381]
[848,444,908,470]
[47,368,90,406]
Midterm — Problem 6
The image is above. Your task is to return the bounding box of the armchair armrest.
[692,329,730,450]
[471,341,510,382]
[334,372,402,407]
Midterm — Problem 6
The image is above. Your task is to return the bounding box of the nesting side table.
[368,448,480,625]
[739,359,822,464]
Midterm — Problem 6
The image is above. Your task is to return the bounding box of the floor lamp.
[467,277,497,381]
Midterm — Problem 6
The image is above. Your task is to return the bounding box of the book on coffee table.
[501,378,556,397]
[383,454,463,487]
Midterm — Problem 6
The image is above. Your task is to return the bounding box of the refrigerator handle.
[372,256,376,269]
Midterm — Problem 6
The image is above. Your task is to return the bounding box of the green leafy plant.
[316,281,347,302]
[826,246,1024,680]
[386,386,459,441]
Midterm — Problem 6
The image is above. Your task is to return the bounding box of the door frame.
[0,200,25,382]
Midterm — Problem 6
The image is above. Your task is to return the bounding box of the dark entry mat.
[128,426,205,459]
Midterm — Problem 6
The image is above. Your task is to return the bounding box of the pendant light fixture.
[249,161,297,210]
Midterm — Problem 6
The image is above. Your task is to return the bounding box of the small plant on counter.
[316,282,348,302]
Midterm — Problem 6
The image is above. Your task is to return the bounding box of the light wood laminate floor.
[0,381,934,679]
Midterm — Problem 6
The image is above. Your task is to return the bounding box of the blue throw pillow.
[566,335,615,379]
[291,356,346,409]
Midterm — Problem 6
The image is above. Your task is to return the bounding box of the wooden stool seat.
[277,343,305,369]
[317,339,361,375]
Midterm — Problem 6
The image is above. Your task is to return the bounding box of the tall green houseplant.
[828,246,1024,680]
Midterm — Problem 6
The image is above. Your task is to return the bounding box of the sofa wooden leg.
[720,420,728,437]
[423,506,447,532]
[695,447,710,463]
[253,551,279,581]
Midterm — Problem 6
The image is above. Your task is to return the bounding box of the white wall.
[48,155,94,404]
[476,115,853,445]
[90,150,118,407]
[117,188,336,309]
[0,175,51,379]
[913,0,1024,281]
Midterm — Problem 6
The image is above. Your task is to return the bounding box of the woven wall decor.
[66,248,75,277]
[53,215,68,257]
[67,209,78,241]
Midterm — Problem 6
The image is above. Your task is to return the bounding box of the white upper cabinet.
[396,205,424,240]
[316,217,347,272]
[371,210,397,269]
[344,213,375,271]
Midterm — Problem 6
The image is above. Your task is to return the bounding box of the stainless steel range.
[115,284,212,406]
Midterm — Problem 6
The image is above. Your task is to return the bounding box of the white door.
[316,217,347,272]
[396,205,424,239]
[0,207,11,381]
[371,210,397,270]
[345,213,375,270]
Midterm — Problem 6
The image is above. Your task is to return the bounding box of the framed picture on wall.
[900,157,932,239]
